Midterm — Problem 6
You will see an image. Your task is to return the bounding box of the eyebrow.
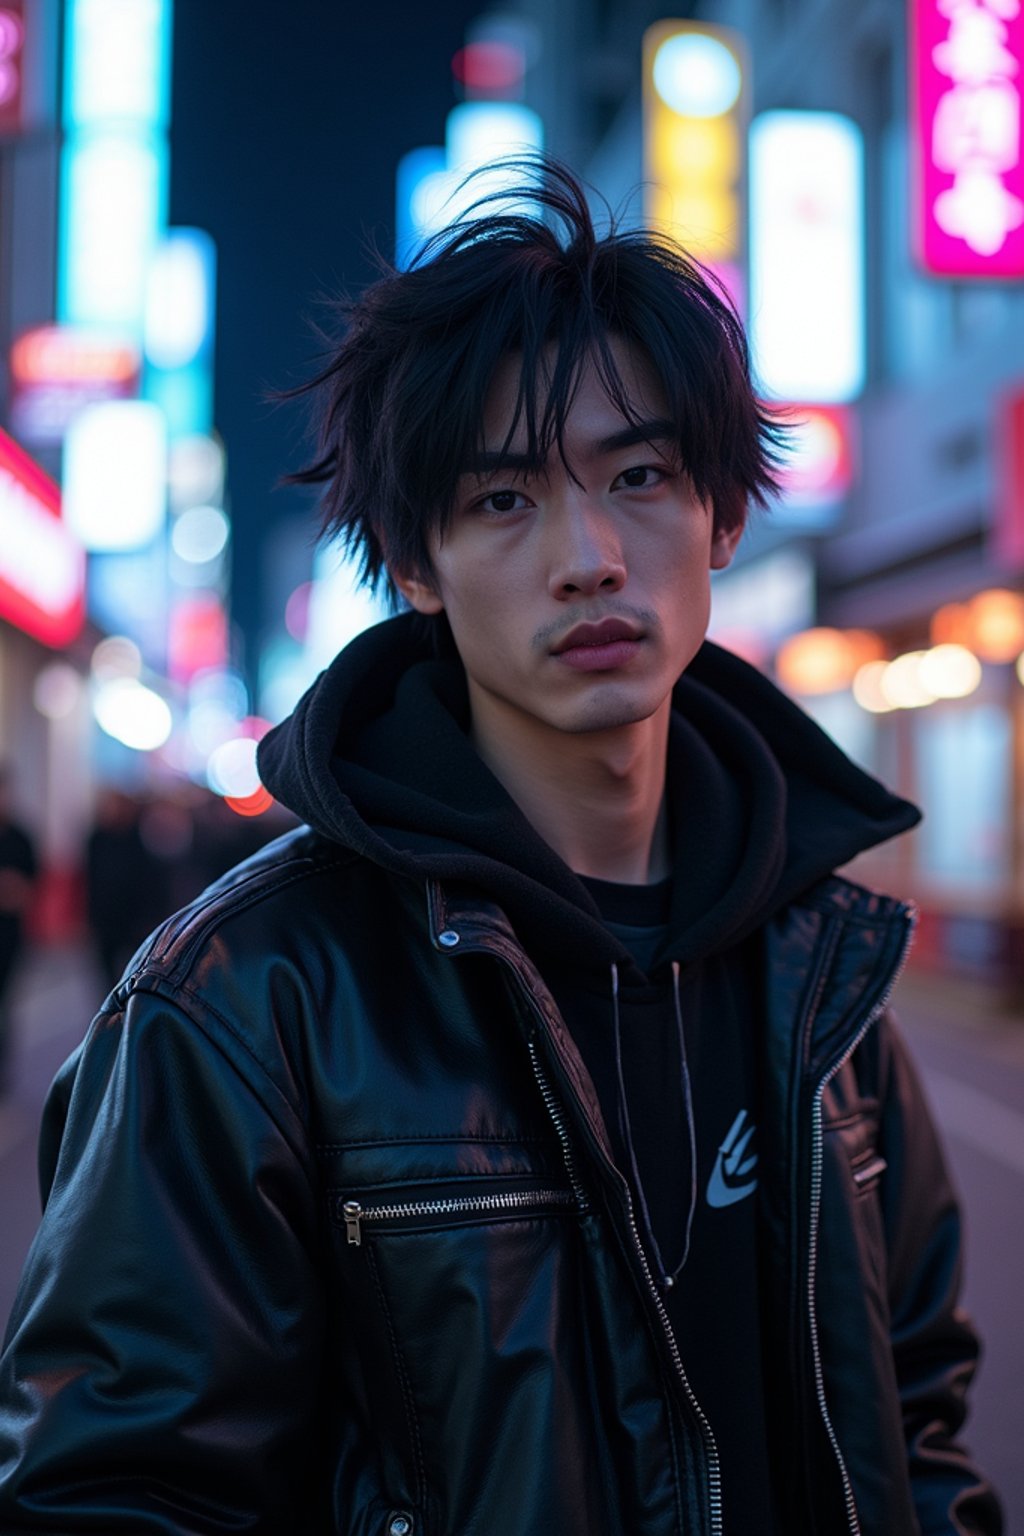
[462,418,680,478]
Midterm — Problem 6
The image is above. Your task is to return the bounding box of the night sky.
[169,1,484,675]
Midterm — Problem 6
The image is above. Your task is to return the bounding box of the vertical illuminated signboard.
[911,0,1024,276]
[144,228,217,438]
[749,112,865,404]
[60,130,168,332]
[59,0,172,335]
[642,21,748,312]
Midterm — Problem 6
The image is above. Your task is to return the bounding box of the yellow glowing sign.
[643,21,747,287]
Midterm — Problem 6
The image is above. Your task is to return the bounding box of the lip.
[551,618,643,655]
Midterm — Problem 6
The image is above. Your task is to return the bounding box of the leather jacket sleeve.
[0,984,327,1532]
[877,1012,1003,1536]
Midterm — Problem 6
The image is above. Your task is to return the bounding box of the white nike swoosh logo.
[706,1108,758,1209]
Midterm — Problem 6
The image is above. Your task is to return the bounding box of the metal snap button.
[388,1516,413,1536]
[438,929,460,948]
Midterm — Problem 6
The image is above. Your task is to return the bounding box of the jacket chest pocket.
[327,1173,587,1532]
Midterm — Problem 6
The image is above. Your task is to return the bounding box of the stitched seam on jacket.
[365,1241,428,1511]
[158,856,357,978]
[133,982,315,1172]
[152,838,356,953]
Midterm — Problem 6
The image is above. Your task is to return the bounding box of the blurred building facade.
[505,0,1024,987]
[0,0,94,936]
[0,0,276,942]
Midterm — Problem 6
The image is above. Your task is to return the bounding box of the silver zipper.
[527,1037,589,1211]
[527,1033,722,1535]
[621,1180,723,1533]
[435,924,719,1531]
[805,911,916,1536]
[342,1188,575,1246]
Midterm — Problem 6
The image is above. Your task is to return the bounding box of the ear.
[392,567,445,616]
[710,516,744,572]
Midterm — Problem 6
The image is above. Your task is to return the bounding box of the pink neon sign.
[912,0,1024,276]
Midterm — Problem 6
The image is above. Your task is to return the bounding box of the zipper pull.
[343,1200,363,1246]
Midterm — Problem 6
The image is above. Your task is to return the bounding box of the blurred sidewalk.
[0,941,103,1329]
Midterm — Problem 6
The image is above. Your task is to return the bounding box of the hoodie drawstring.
[611,959,697,1291]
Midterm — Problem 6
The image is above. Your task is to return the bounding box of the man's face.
[397,338,742,742]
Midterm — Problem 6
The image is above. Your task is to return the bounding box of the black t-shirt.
[554,875,778,1536]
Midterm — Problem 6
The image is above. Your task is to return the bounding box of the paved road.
[0,944,1021,1529]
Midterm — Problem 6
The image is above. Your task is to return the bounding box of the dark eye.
[475,488,531,515]
[616,465,665,489]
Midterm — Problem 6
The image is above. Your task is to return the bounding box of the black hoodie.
[258,611,920,1535]
[259,612,918,979]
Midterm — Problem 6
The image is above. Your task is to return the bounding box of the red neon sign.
[911,0,1024,276]
[10,325,141,446]
[776,405,855,506]
[0,3,25,135]
[0,429,86,647]
[11,326,139,387]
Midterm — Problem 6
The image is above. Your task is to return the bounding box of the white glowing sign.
[59,129,168,333]
[441,102,544,223]
[64,399,167,550]
[749,111,865,403]
[144,229,215,370]
[912,0,1024,274]
[64,0,171,128]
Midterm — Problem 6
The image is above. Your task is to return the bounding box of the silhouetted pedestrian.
[0,765,38,1093]
[84,789,164,991]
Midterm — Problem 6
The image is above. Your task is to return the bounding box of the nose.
[547,493,627,600]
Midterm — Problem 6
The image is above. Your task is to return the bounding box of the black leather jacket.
[0,824,1000,1534]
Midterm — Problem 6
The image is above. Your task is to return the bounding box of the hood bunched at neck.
[257,611,921,984]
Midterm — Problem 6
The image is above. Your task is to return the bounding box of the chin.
[559,691,664,734]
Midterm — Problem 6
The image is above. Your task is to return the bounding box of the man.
[0,764,37,1094]
[0,164,1001,1533]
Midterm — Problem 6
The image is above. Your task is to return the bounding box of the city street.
[0,943,1021,1529]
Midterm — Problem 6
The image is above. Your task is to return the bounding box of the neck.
[469,693,672,885]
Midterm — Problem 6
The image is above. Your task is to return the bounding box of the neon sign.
[643,21,748,313]
[0,429,86,648]
[775,405,855,511]
[912,0,1024,275]
[749,112,865,403]
[64,0,171,129]
[0,3,25,134]
[10,325,140,445]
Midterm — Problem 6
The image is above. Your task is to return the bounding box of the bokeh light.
[93,677,173,751]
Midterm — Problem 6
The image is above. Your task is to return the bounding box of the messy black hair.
[284,156,787,597]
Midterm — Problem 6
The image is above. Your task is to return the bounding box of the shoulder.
[86,827,421,1120]
[123,825,399,992]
